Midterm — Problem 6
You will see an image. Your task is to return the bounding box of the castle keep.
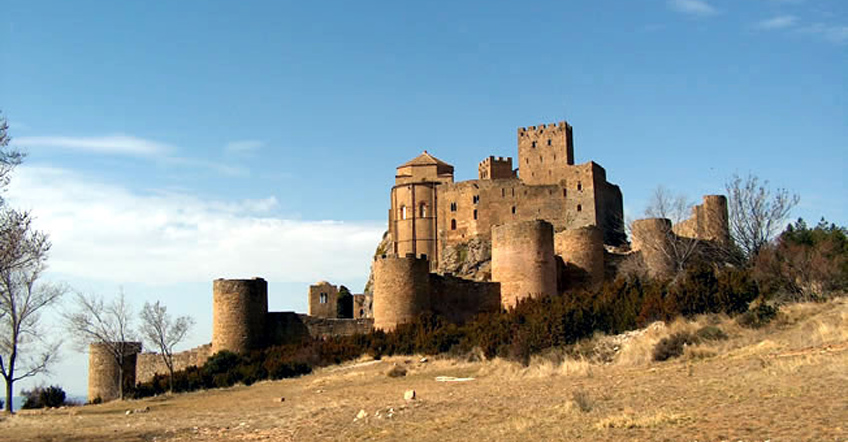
[88,120,730,402]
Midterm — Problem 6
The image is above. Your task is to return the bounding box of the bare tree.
[64,291,136,400]
[0,209,64,413]
[0,113,25,201]
[139,301,194,393]
[725,173,799,261]
[632,186,700,276]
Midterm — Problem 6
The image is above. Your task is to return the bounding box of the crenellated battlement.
[518,121,571,135]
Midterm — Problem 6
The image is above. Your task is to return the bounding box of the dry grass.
[3,299,847,442]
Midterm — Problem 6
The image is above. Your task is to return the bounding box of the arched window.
[419,203,427,217]
[451,219,457,230]
[400,205,407,220]
[319,293,328,304]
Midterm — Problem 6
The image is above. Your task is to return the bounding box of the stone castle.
[88,120,729,402]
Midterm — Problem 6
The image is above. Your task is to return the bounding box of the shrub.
[695,325,728,342]
[653,332,698,362]
[21,385,67,409]
[386,364,407,378]
[737,304,778,329]
[572,389,593,413]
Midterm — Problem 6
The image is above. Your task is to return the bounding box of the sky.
[1,0,845,397]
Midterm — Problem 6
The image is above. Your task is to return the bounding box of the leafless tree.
[0,114,24,205]
[725,173,799,261]
[632,186,700,276]
[64,291,136,400]
[139,301,194,393]
[0,209,64,413]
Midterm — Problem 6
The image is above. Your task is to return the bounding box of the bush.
[386,364,407,378]
[21,385,67,409]
[653,332,698,362]
[737,304,778,329]
[695,325,728,342]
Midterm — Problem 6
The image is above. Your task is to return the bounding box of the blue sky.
[1,0,845,396]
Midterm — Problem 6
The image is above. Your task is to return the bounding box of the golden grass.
[594,410,693,429]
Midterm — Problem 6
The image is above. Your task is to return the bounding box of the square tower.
[517,122,574,185]
[478,156,515,180]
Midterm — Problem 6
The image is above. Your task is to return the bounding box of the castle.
[88,120,729,402]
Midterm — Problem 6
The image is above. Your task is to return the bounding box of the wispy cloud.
[667,0,718,17]
[756,15,798,30]
[800,23,848,44]
[15,134,172,156]
[7,166,384,285]
[225,140,264,154]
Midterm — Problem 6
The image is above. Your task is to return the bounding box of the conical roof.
[399,151,452,168]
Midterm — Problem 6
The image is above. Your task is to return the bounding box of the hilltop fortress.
[88,120,729,402]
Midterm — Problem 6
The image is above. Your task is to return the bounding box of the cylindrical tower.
[87,342,141,403]
[555,225,605,289]
[699,195,729,245]
[631,218,674,278]
[391,182,439,268]
[372,254,431,331]
[492,220,557,309]
[212,278,268,354]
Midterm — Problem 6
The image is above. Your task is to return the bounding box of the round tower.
[87,342,141,403]
[699,195,729,245]
[492,220,557,309]
[212,278,268,354]
[631,218,674,278]
[372,254,431,331]
[555,225,605,289]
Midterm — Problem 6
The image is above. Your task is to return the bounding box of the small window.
[577,204,582,212]
[400,205,407,220]
[450,202,457,212]
[511,206,516,214]
[512,188,515,197]
[563,189,567,197]
[502,188,505,197]
[319,293,328,304]
[540,155,543,163]
[577,182,582,191]
[473,195,479,204]
[419,203,427,217]
[451,219,457,230]
[359,309,364,317]
[531,141,537,148]
[547,139,552,146]
[473,209,478,220]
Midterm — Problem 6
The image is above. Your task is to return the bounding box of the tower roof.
[399,151,452,169]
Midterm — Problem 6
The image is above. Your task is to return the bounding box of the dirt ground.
[2,299,847,442]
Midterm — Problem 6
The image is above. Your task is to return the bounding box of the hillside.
[3,298,846,442]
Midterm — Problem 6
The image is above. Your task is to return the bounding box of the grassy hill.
[2,298,846,442]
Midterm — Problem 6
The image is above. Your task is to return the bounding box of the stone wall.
[517,122,574,185]
[353,294,371,319]
[492,220,557,309]
[478,156,515,180]
[298,315,374,339]
[674,195,729,245]
[88,342,141,403]
[430,274,501,324]
[631,218,675,278]
[136,344,213,384]
[212,278,268,354]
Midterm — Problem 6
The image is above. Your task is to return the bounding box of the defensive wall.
[136,344,213,384]
[491,220,557,309]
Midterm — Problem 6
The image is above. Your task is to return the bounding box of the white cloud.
[800,23,848,44]
[225,140,264,154]
[667,0,718,17]
[15,134,172,156]
[756,15,798,30]
[6,166,384,285]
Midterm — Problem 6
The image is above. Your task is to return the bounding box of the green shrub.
[737,304,778,329]
[21,385,67,409]
[653,332,698,362]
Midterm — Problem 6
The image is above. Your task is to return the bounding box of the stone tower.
[308,281,339,318]
[87,342,142,403]
[555,225,605,289]
[478,156,514,180]
[372,254,431,331]
[491,220,557,309]
[517,122,574,186]
[389,151,454,270]
[631,218,674,278]
[212,278,268,354]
